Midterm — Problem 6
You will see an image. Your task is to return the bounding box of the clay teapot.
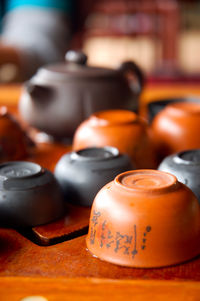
[19,50,144,139]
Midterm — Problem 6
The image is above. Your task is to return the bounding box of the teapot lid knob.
[65,50,87,65]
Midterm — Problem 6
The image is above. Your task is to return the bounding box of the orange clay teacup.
[151,102,200,160]
[73,110,156,169]
[0,107,29,162]
[86,169,200,268]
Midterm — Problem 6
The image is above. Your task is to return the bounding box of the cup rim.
[173,149,200,166]
[70,146,120,162]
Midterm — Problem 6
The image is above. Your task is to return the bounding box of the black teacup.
[0,161,64,227]
[158,149,200,202]
[54,146,133,206]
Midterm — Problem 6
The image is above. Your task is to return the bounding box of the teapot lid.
[37,50,119,80]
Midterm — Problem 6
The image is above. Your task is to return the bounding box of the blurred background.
[72,0,200,81]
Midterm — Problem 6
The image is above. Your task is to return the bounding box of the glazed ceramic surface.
[86,169,200,268]
[158,149,200,202]
[0,107,29,162]
[54,146,133,206]
[73,109,156,169]
[151,102,200,159]
[19,50,144,139]
[0,161,64,227]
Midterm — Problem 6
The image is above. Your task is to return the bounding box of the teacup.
[0,107,30,162]
[151,102,200,160]
[0,161,64,227]
[159,149,200,203]
[55,146,133,206]
[86,169,200,267]
[73,110,157,168]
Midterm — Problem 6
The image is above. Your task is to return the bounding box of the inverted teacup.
[54,146,133,206]
[158,149,200,203]
[86,169,200,267]
[73,110,156,168]
[151,102,200,159]
[0,161,64,227]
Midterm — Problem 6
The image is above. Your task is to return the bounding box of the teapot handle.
[118,61,145,95]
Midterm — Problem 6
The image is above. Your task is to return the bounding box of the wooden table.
[0,83,200,301]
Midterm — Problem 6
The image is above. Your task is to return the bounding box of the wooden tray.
[1,84,200,300]
[1,138,200,280]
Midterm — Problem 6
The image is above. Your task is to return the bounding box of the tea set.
[1,50,200,268]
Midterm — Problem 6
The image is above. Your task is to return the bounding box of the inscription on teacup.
[89,210,152,258]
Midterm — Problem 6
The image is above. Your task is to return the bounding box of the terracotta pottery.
[151,102,200,160]
[86,169,200,268]
[73,109,156,169]
[158,149,200,203]
[19,50,144,139]
[0,106,29,162]
[54,146,133,206]
[0,161,64,227]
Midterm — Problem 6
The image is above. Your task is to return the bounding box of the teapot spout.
[25,82,53,101]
